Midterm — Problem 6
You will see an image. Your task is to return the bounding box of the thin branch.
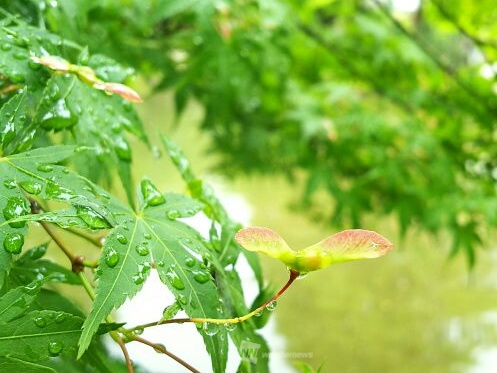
[371,0,497,117]
[39,220,76,264]
[127,270,299,331]
[117,338,135,373]
[132,336,200,373]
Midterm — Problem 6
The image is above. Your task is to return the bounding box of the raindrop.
[132,273,145,285]
[193,271,210,284]
[297,272,308,280]
[55,313,66,323]
[144,232,152,240]
[29,244,47,259]
[177,294,187,304]
[76,206,111,229]
[39,97,77,131]
[36,164,53,173]
[202,322,219,336]
[133,327,144,335]
[3,232,24,254]
[3,179,16,189]
[157,260,165,267]
[184,257,195,267]
[135,244,149,256]
[114,137,132,161]
[48,341,63,356]
[116,233,128,244]
[224,323,237,332]
[266,300,277,312]
[166,209,180,220]
[33,316,46,327]
[165,270,185,290]
[19,181,42,195]
[1,42,12,51]
[105,248,119,268]
[3,197,29,228]
[140,179,165,206]
[151,145,162,159]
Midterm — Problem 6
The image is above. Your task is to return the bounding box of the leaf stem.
[39,220,76,265]
[116,337,135,373]
[132,335,200,373]
[77,271,96,301]
[128,269,299,331]
[65,227,103,247]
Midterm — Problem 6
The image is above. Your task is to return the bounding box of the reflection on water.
[134,93,497,372]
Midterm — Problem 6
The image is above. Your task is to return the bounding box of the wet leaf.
[78,179,227,372]
[235,227,394,272]
[0,356,56,373]
[0,310,83,360]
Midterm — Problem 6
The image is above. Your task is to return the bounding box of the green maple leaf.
[78,178,228,372]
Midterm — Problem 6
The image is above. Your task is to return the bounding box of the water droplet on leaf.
[193,271,210,284]
[132,273,145,285]
[184,257,195,267]
[33,316,46,327]
[114,137,132,161]
[135,244,149,256]
[166,209,180,220]
[37,164,53,172]
[76,206,111,229]
[3,179,16,189]
[3,196,30,228]
[165,270,185,290]
[19,181,42,195]
[140,179,165,206]
[48,341,63,356]
[39,97,78,131]
[3,232,24,254]
[224,323,237,332]
[105,248,119,268]
[116,233,128,244]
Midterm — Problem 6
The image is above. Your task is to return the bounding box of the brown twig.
[132,336,201,373]
[117,337,135,373]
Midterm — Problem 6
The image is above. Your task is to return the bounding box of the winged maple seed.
[31,55,143,103]
[235,227,394,273]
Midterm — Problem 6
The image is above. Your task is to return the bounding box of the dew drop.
[33,316,46,327]
[39,97,77,131]
[132,273,145,285]
[55,313,66,323]
[157,260,165,267]
[3,232,24,254]
[1,42,12,51]
[140,179,165,206]
[224,323,237,332]
[36,164,53,172]
[133,327,144,335]
[76,206,111,229]
[3,197,29,228]
[19,181,42,195]
[166,270,185,290]
[266,300,277,312]
[297,272,308,280]
[184,257,195,267]
[193,271,210,284]
[177,294,187,304]
[114,137,132,161]
[3,179,16,189]
[166,209,180,220]
[144,232,152,240]
[48,341,63,356]
[105,248,119,268]
[116,233,128,244]
[135,244,149,256]
[202,322,219,336]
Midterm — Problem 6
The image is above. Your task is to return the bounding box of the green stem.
[128,269,299,331]
[78,271,96,300]
[40,220,76,264]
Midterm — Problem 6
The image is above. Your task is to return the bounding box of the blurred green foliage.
[5,0,495,264]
